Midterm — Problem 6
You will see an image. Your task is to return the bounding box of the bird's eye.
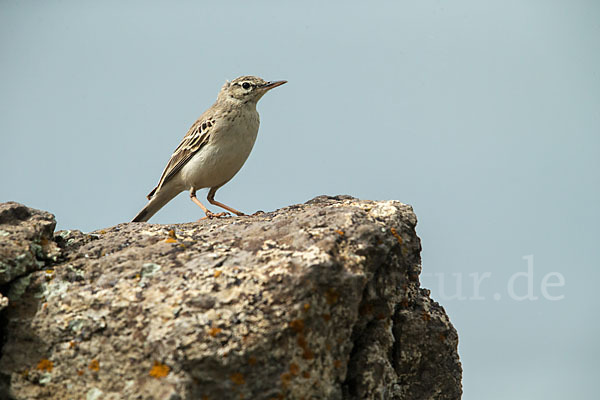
[242,82,251,90]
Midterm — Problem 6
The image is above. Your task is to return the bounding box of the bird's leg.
[190,188,228,219]
[207,187,246,216]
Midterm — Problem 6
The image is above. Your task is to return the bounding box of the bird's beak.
[261,80,287,90]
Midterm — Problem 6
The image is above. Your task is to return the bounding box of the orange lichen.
[422,311,431,321]
[390,227,403,244]
[248,356,257,366]
[208,327,222,337]
[335,229,344,236]
[334,360,342,368]
[296,330,315,360]
[149,361,170,378]
[280,372,292,387]
[289,319,304,333]
[214,270,222,278]
[302,349,314,360]
[230,372,245,385]
[322,313,331,322]
[164,229,177,243]
[302,371,311,379]
[325,288,339,305]
[297,335,307,348]
[88,359,100,371]
[295,333,314,360]
[289,363,299,375]
[303,303,311,311]
[36,359,53,372]
[77,370,84,376]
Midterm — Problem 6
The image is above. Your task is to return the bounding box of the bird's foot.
[199,211,230,220]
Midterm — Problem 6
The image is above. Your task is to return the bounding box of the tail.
[131,187,179,222]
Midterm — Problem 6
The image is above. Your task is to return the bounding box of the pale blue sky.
[1,1,599,398]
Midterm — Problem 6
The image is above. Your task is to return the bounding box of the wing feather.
[146,117,215,199]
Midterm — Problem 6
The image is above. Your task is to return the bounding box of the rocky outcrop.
[0,203,61,311]
[0,196,462,399]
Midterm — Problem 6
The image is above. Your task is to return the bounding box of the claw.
[199,211,230,220]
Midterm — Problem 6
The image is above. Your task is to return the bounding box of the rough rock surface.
[0,196,462,399]
[0,203,60,286]
[0,202,61,312]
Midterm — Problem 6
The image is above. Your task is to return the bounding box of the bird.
[131,76,287,222]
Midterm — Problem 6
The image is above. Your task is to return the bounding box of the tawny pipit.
[132,76,286,222]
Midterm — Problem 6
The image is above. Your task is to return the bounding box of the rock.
[0,202,60,286]
[0,196,462,399]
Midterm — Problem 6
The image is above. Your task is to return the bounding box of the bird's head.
[219,76,287,104]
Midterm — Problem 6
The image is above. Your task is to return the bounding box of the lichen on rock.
[0,196,462,399]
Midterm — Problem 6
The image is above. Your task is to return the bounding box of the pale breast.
[180,108,260,189]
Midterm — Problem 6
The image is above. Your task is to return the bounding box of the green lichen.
[141,263,161,277]
[86,387,104,400]
[68,319,85,333]
[38,372,52,385]
[7,274,31,301]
